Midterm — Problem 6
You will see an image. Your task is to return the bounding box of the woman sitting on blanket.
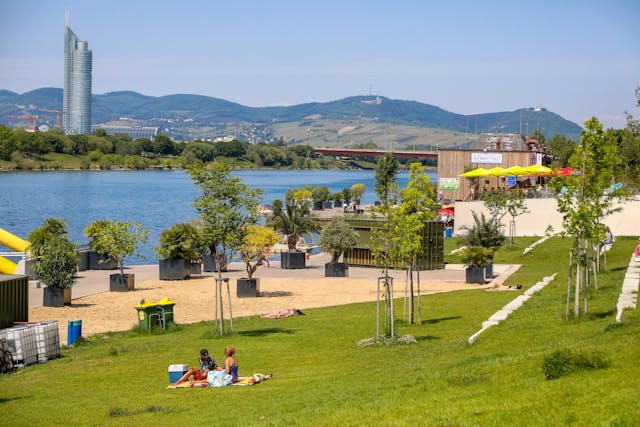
[173,348,217,385]
[224,345,239,384]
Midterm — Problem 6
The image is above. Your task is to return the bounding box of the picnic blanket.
[166,373,272,389]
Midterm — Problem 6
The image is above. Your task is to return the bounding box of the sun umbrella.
[523,164,553,176]
[459,168,488,177]
[438,208,454,215]
[503,165,530,176]
[486,167,507,177]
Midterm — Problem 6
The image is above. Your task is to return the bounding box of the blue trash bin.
[67,320,82,345]
[445,227,453,238]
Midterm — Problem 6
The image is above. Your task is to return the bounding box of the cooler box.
[168,364,189,383]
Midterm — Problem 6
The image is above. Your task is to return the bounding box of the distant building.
[63,13,92,135]
[92,125,159,141]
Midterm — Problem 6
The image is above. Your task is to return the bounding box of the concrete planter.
[110,273,134,292]
[89,250,116,270]
[325,262,348,277]
[281,251,306,269]
[465,266,485,284]
[237,278,259,298]
[485,263,494,279]
[77,249,90,271]
[159,258,191,280]
[203,254,228,272]
[190,262,202,275]
[43,287,71,307]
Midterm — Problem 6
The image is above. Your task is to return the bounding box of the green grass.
[2,237,639,426]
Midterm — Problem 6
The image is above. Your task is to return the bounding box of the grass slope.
[1,237,638,426]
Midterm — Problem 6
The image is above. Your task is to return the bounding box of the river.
[0,169,437,263]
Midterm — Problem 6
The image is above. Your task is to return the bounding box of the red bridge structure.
[313,147,438,159]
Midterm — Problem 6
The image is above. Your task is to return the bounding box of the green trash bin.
[157,298,175,329]
[135,302,160,332]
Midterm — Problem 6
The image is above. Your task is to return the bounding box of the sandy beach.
[27,253,519,341]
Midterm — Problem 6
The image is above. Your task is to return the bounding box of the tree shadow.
[259,291,294,297]
[68,303,95,308]
[590,309,616,319]
[414,335,441,342]
[423,316,462,325]
[0,396,24,404]
[237,328,297,337]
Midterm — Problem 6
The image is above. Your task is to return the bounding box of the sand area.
[28,253,519,341]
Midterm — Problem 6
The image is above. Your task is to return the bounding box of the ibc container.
[2,325,38,366]
[33,321,61,363]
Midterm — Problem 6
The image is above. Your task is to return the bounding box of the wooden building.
[437,133,551,201]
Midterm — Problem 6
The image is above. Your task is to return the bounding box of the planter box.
[485,263,494,279]
[236,278,259,298]
[77,249,90,271]
[43,287,72,307]
[465,266,485,284]
[159,259,191,281]
[89,250,116,270]
[325,262,348,277]
[313,201,323,210]
[323,201,334,209]
[190,262,202,275]
[281,251,306,269]
[203,254,228,272]
[110,273,134,292]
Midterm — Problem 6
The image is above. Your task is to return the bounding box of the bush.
[542,349,609,379]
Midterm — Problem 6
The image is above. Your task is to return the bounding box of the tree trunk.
[408,264,414,325]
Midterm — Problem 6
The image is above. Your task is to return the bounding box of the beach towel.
[166,373,272,389]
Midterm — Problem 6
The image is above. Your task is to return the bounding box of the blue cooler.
[168,364,189,383]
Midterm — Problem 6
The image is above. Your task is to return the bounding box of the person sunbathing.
[173,348,217,386]
[224,345,239,384]
[260,307,304,319]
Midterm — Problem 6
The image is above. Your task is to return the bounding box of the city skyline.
[1,1,639,129]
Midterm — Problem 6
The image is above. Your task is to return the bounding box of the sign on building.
[439,178,460,190]
[470,152,503,164]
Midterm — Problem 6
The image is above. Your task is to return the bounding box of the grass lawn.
[1,237,639,426]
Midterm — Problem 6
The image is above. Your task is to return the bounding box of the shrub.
[542,349,609,379]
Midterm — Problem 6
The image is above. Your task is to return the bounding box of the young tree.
[350,183,366,206]
[319,216,359,264]
[482,190,529,246]
[374,152,399,208]
[240,225,280,280]
[91,220,149,276]
[190,162,261,334]
[550,118,625,318]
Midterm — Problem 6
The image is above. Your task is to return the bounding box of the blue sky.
[1,0,639,129]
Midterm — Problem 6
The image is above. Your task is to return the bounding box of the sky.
[1,0,639,129]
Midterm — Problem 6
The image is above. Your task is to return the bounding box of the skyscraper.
[63,12,92,134]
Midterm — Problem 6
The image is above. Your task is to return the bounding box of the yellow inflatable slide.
[0,228,30,274]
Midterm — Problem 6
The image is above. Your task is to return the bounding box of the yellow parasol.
[523,164,553,176]
[459,168,489,177]
[503,165,531,176]
[486,167,507,176]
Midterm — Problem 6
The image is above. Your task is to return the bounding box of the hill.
[0,88,583,144]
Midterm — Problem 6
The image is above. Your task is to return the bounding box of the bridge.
[314,147,438,159]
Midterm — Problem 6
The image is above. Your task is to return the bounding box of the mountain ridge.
[0,88,583,143]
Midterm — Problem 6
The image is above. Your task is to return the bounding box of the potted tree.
[269,197,317,269]
[84,220,116,270]
[311,186,331,210]
[459,211,505,279]
[25,217,67,280]
[238,225,280,297]
[155,222,202,280]
[90,220,149,291]
[460,246,492,284]
[319,216,359,277]
[28,219,78,307]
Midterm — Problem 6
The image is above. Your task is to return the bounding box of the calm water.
[0,169,436,263]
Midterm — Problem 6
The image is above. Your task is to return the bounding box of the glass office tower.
[63,23,92,134]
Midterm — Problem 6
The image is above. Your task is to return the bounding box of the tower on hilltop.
[63,10,92,135]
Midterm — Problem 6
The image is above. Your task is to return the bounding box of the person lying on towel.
[260,307,304,319]
[173,348,217,386]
